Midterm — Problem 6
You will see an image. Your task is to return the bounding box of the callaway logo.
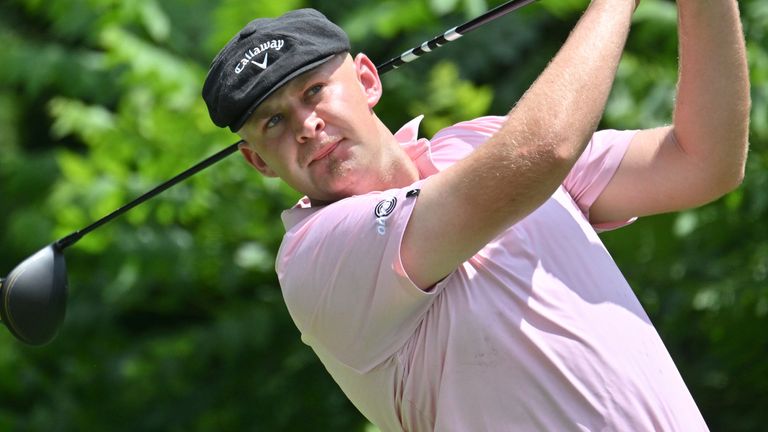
[234,39,285,74]
[374,197,397,236]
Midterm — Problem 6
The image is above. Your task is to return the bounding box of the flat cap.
[202,9,350,132]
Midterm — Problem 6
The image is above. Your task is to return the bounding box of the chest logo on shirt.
[374,197,397,236]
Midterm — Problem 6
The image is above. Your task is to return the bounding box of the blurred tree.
[0,0,765,430]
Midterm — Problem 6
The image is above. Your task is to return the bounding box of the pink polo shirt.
[277,116,708,431]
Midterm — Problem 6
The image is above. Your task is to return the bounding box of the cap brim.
[231,54,341,132]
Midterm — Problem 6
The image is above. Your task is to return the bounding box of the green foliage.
[429,0,488,17]
[411,61,493,136]
[0,0,766,430]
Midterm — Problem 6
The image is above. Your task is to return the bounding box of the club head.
[0,244,68,345]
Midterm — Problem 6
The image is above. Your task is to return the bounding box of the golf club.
[0,0,538,346]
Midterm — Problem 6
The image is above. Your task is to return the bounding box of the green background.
[1,0,766,430]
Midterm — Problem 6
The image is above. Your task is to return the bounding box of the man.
[203,1,749,430]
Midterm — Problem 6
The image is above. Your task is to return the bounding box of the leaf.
[48,97,116,141]
[430,0,460,16]
[410,61,493,136]
[140,0,171,42]
[57,151,94,185]
[463,0,487,18]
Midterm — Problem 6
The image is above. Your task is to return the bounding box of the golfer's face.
[238,54,384,203]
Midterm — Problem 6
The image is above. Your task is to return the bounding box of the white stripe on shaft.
[399,26,463,63]
[400,49,419,63]
[444,26,462,41]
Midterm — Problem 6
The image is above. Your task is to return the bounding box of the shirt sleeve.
[563,129,638,231]
[276,183,436,373]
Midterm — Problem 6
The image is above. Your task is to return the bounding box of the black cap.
[202,9,351,132]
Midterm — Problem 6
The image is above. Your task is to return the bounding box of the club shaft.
[55,141,241,250]
[375,0,537,74]
[54,0,538,250]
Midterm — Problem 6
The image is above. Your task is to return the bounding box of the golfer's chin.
[308,186,358,206]
[307,173,374,206]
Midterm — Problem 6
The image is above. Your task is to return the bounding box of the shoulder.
[431,115,507,141]
[276,186,431,371]
[278,186,423,277]
[427,116,507,170]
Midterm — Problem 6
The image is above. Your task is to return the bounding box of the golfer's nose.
[295,109,324,144]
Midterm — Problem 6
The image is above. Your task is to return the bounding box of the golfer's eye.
[265,113,283,129]
[305,84,324,98]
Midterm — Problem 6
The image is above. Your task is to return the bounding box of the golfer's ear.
[238,141,277,177]
[354,53,382,108]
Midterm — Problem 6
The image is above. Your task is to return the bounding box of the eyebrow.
[251,104,274,122]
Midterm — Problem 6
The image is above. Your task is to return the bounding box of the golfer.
[202,0,749,430]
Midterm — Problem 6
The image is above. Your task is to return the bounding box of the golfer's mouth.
[310,139,343,165]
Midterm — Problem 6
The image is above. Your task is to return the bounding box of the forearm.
[481,0,636,215]
[401,0,638,288]
[673,0,750,185]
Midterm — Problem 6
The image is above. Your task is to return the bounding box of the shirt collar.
[281,116,438,229]
[393,115,438,179]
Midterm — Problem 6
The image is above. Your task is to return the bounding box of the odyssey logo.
[235,39,284,74]
[374,197,397,236]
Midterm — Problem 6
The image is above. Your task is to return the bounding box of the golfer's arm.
[401,0,636,290]
[590,0,750,223]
